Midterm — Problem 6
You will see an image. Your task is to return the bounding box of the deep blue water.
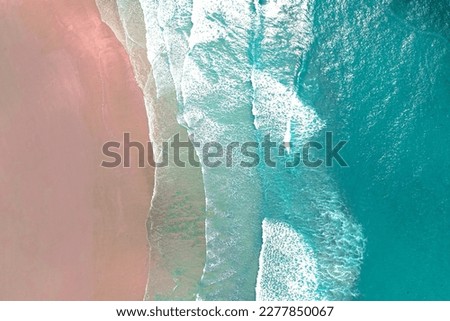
[306,0,450,300]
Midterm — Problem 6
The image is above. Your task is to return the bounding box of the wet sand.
[0,0,153,300]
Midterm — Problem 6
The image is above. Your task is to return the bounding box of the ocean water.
[305,0,450,300]
[97,0,207,300]
[97,0,450,300]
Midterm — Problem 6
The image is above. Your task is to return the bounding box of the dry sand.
[0,0,153,300]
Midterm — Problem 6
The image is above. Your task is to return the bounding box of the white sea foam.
[252,70,325,143]
[138,0,175,98]
[189,1,254,48]
[251,0,319,143]
[183,0,264,300]
[256,170,365,300]
[254,0,314,85]
[154,0,193,102]
[257,219,319,301]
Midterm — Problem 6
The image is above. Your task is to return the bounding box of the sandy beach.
[0,0,153,300]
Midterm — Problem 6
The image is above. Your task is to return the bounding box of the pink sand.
[0,0,153,300]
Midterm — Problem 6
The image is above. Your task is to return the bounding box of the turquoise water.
[178,0,367,300]
[305,0,450,300]
[102,0,449,300]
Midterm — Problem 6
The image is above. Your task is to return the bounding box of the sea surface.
[97,0,450,300]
